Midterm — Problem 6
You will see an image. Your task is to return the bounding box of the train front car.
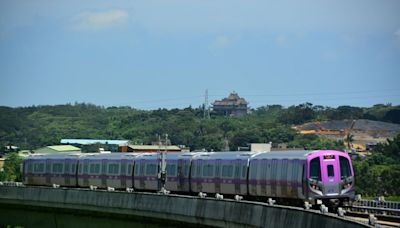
[307,150,355,206]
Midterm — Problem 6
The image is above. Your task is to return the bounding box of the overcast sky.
[1,0,399,109]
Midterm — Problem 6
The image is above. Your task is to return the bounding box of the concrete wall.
[0,186,368,228]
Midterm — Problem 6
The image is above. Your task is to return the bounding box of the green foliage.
[289,135,344,151]
[0,152,23,182]
[0,103,398,152]
[352,134,400,196]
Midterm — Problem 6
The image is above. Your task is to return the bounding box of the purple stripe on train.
[191,177,247,185]
[248,179,303,188]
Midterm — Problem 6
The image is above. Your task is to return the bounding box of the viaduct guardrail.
[0,185,369,228]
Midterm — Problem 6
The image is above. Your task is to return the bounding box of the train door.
[321,155,340,184]
[101,159,107,188]
[234,159,241,194]
[215,159,221,193]
[45,159,51,185]
[65,159,70,185]
[321,154,340,195]
[196,160,203,192]
[177,159,185,191]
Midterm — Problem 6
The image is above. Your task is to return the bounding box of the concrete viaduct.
[0,186,368,227]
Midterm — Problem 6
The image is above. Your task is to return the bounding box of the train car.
[77,153,142,189]
[23,153,81,187]
[22,149,355,207]
[190,152,259,195]
[248,150,354,205]
[306,150,354,204]
[248,150,307,200]
[133,152,203,192]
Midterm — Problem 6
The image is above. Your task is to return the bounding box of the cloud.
[209,35,232,51]
[70,9,128,31]
[275,35,288,47]
[214,35,231,48]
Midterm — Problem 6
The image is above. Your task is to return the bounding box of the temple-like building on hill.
[212,92,248,117]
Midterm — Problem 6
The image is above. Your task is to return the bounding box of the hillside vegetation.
[0,103,399,151]
[1,102,399,196]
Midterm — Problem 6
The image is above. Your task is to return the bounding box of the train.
[22,150,355,206]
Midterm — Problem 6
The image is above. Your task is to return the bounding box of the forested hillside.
[1,103,399,151]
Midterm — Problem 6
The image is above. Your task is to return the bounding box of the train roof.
[80,152,144,160]
[251,150,314,160]
[192,151,261,161]
[136,152,207,161]
[25,152,84,160]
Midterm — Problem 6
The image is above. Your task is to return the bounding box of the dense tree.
[0,103,399,152]
[352,134,400,196]
[0,152,23,182]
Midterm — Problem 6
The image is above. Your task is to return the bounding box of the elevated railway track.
[2,182,400,227]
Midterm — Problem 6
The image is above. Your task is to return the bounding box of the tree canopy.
[0,103,398,151]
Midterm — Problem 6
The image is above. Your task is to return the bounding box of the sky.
[0,0,399,110]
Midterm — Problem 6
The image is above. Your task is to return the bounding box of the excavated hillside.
[295,119,400,149]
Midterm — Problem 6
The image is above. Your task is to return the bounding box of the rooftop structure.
[120,145,182,153]
[34,145,81,154]
[60,139,129,145]
[212,92,248,117]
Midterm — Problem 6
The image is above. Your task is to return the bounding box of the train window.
[145,164,157,176]
[134,164,139,175]
[34,163,44,173]
[215,164,220,177]
[28,163,33,173]
[90,164,100,174]
[167,164,177,176]
[46,163,51,172]
[327,165,334,177]
[202,165,208,177]
[121,163,126,175]
[109,164,120,175]
[140,163,145,175]
[309,157,321,181]
[203,165,210,177]
[208,164,215,177]
[183,164,189,177]
[339,156,351,178]
[72,164,76,173]
[65,163,70,173]
[241,166,246,179]
[52,163,63,173]
[222,165,233,178]
[196,164,201,177]
[128,164,132,175]
[235,165,240,178]
[83,164,88,173]
[78,164,82,174]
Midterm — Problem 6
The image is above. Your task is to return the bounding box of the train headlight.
[342,181,352,189]
[310,183,320,191]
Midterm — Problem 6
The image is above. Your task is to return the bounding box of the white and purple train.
[23,150,355,205]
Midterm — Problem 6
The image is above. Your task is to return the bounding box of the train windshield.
[339,156,351,179]
[327,165,334,177]
[309,157,321,181]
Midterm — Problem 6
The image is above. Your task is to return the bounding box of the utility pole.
[204,89,210,119]
[158,134,169,194]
